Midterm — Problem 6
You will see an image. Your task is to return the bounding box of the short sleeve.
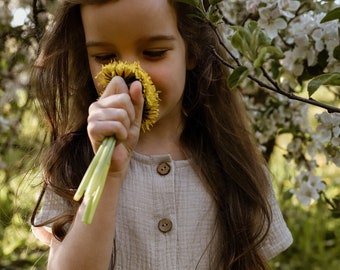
[33,186,74,225]
[259,173,293,260]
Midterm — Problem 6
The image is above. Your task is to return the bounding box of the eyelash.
[93,50,167,63]
[143,50,167,59]
[94,54,117,63]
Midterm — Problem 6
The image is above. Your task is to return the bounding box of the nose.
[119,53,139,64]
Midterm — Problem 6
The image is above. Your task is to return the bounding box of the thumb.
[99,76,129,99]
[129,80,144,130]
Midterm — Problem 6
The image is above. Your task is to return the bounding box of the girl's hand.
[87,76,144,179]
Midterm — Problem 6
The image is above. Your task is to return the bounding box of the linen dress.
[33,151,293,269]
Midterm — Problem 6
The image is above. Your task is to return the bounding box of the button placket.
[153,157,176,268]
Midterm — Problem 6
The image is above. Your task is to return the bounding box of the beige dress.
[34,152,293,269]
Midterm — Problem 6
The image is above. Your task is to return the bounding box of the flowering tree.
[1,0,339,216]
[0,0,339,267]
[180,0,340,210]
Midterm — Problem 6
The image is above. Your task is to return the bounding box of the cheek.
[149,64,186,98]
[153,73,184,105]
[89,60,104,94]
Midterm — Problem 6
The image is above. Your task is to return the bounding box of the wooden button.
[158,218,172,233]
[157,162,171,175]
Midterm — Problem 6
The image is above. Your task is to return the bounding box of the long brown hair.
[31,1,271,269]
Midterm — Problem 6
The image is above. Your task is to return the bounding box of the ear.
[186,52,196,70]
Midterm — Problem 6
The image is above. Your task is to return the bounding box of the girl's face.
[81,0,194,127]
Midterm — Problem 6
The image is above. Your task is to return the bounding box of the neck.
[135,118,186,160]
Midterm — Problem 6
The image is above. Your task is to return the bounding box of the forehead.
[80,0,174,17]
[80,0,178,41]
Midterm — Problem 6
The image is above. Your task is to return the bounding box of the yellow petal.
[95,61,160,132]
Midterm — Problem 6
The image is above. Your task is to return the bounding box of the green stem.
[82,194,94,224]
[82,163,110,224]
[85,138,113,196]
[73,136,116,224]
[73,139,107,201]
[83,137,116,224]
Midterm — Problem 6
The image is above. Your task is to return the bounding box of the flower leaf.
[208,0,223,5]
[231,22,272,62]
[333,45,340,61]
[321,7,340,23]
[207,5,222,23]
[227,66,249,89]
[230,31,245,50]
[307,72,340,97]
[249,21,271,49]
[230,26,253,59]
[175,0,200,7]
[246,21,259,34]
[254,46,284,68]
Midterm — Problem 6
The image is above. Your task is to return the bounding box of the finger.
[129,80,144,130]
[88,120,128,142]
[99,76,129,99]
[88,107,131,129]
[95,93,135,121]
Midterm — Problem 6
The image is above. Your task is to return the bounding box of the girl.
[31,0,293,269]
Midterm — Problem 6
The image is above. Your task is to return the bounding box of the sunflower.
[95,61,160,132]
[74,61,160,224]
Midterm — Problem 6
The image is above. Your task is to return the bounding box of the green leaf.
[270,60,281,79]
[232,22,272,61]
[232,26,252,45]
[283,190,294,201]
[246,21,259,34]
[253,46,284,68]
[333,45,340,61]
[230,26,253,59]
[321,7,340,23]
[208,0,223,4]
[207,5,222,23]
[298,50,330,84]
[227,66,249,89]
[245,21,271,48]
[307,72,340,97]
[256,29,272,47]
[175,0,200,7]
[230,31,245,50]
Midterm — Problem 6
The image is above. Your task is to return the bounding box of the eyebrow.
[86,35,177,47]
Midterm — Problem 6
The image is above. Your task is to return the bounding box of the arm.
[48,176,121,269]
[47,78,144,270]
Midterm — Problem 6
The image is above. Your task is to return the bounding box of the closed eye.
[94,54,117,64]
[143,50,167,59]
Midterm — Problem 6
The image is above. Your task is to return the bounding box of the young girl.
[31,0,293,269]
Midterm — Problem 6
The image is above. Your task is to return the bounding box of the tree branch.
[210,23,340,114]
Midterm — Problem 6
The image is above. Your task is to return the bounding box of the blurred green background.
[1,0,340,269]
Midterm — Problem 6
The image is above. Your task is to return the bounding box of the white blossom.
[295,172,326,206]
[246,0,262,13]
[295,181,319,206]
[258,4,287,39]
[218,0,340,206]
[277,0,300,18]
[281,50,304,76]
